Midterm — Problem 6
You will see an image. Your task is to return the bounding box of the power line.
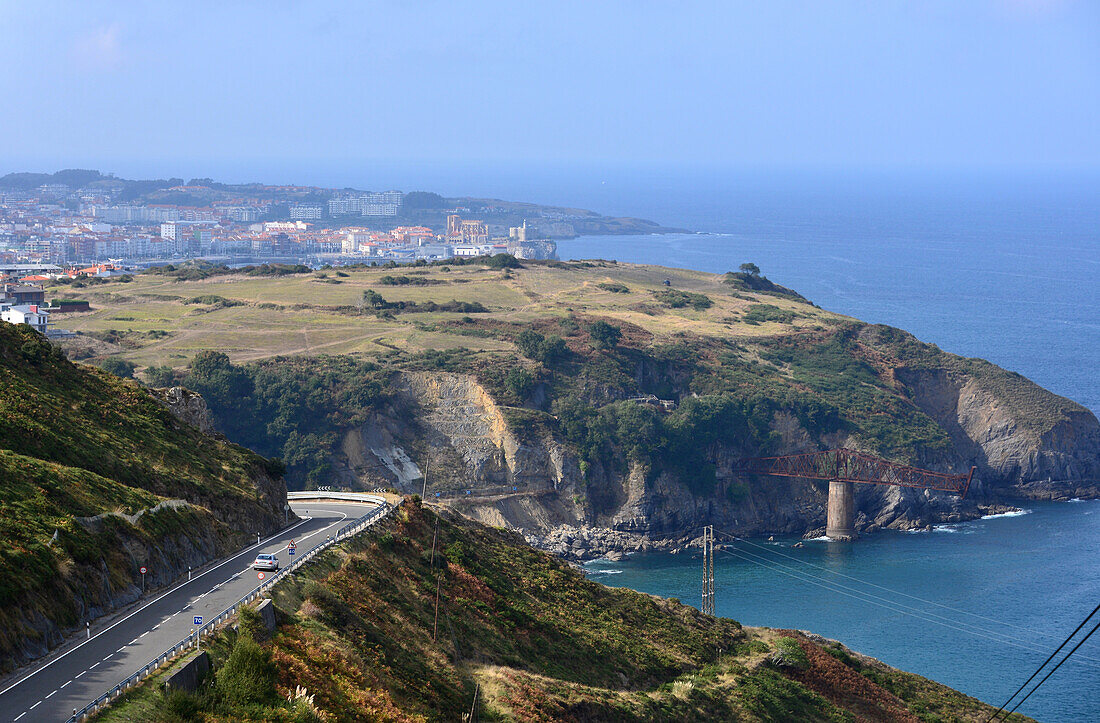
[714,528,1073,645]
[713,546,1100,669]
[998,618,1100,720]
[987,602,1100,722]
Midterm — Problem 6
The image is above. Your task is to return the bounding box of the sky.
[1,1,1098,183]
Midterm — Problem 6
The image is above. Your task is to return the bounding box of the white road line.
[140,631,148,637]
[61,680,71,688]
[14,711,26,720]
[116,646,126,653]
[45,690,55,699]
[88,663,98,670]
[130,637,139,644]
[28,702,40,710]
[74,671,85,679]
[102,655,112,661]
[0,515,315,697]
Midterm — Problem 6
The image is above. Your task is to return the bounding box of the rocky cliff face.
[325,362,1099,559]
[894,367,1100,497]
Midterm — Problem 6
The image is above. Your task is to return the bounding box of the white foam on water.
[587,569,623,575]
[980,509,1032,520]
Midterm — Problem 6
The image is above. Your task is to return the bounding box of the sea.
[543,168,1100,722]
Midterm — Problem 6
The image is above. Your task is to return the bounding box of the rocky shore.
[527,502,1025,562]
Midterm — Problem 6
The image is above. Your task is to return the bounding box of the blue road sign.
[193,616,202,626]
[288,548,295,556]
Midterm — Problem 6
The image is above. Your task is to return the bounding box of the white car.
[252,553,279,571]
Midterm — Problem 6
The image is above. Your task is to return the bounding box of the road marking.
[75,671,85,679]
[14,712,26,720]
[88,663,98,670]
[61,679,72,688]
[0,515,314,698]
[28,702,40,710]
[45,690,56,699]
[140,631,148,637]
[103,654,112,661]
[117,646,126,653]
[130,637,139,644]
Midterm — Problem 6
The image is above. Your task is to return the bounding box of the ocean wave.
[805,536,831,542]
[980,509,1032,520]
[933,525,961,533]
[587,569,623,575]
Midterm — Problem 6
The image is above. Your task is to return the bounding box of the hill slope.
[0,322,287,671]
[99,500,1031,722]
[48,259,1100,549]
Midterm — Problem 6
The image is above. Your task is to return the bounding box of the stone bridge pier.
[825,479,856,541]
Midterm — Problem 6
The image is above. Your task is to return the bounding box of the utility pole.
[701,525,715,616]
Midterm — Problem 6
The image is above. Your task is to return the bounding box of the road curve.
[0,500,379,722]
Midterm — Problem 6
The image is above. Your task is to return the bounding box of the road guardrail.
[66,498,396,722]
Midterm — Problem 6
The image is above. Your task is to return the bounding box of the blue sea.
[546,169,1100,722]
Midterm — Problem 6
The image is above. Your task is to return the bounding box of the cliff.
[96,502,1031,722]
[49,259,1100,556]
[0,323,288,672]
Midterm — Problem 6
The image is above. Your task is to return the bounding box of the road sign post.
[139,566,147,592]
[194,616,202,626]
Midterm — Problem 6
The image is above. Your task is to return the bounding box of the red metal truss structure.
[735,448,975,498]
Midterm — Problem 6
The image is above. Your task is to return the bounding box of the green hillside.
[99,499,1030,722]
[0,322,286,671]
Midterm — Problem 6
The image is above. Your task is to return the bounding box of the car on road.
[252,553,280,571]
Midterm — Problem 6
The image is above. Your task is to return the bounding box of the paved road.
[0,500,379,722]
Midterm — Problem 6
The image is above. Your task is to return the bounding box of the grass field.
[50,260,841,370]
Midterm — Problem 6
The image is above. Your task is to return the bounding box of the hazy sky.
[2,1,1098,179]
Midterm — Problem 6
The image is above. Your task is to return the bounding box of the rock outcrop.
[323,363,1099,560]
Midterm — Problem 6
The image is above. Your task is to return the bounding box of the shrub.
[769,636,809,669]
[652,288,713,310]
[742,304,796,325]
[505,367,536,400]
[97,357,137,379]
[143,365,178,388]
[597,281,630,293]
[587,321,622,350]
[215,632,277,706]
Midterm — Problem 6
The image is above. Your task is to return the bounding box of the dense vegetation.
[184,353,401,486]
[0,323,282,671]
[100,502,1024,721]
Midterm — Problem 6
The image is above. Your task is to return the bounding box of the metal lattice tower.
[701,525,715,615]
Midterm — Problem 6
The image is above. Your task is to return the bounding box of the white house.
[1,304,49,334]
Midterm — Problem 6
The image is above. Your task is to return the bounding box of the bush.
[742,304,796,325]
[144,365,177,388]
[769,636,809,669]
[484,253,522,269]
[97,357,137,379]
[515,330,569,365]
[597,281,630,293]
[651,288,713,310]
[505,367,536,400]
[215,632,277,706]
[587,321,622,350]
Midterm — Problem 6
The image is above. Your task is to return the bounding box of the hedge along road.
[0,499,382,722]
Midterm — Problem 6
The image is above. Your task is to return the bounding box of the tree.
[739,262,761,276]
[587,321,622,350]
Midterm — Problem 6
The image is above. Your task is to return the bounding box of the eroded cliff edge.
[321,339,1099,559]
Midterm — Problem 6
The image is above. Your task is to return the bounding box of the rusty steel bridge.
[735,449,976,540]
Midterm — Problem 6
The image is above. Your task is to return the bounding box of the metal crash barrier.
[67,498,396,722]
